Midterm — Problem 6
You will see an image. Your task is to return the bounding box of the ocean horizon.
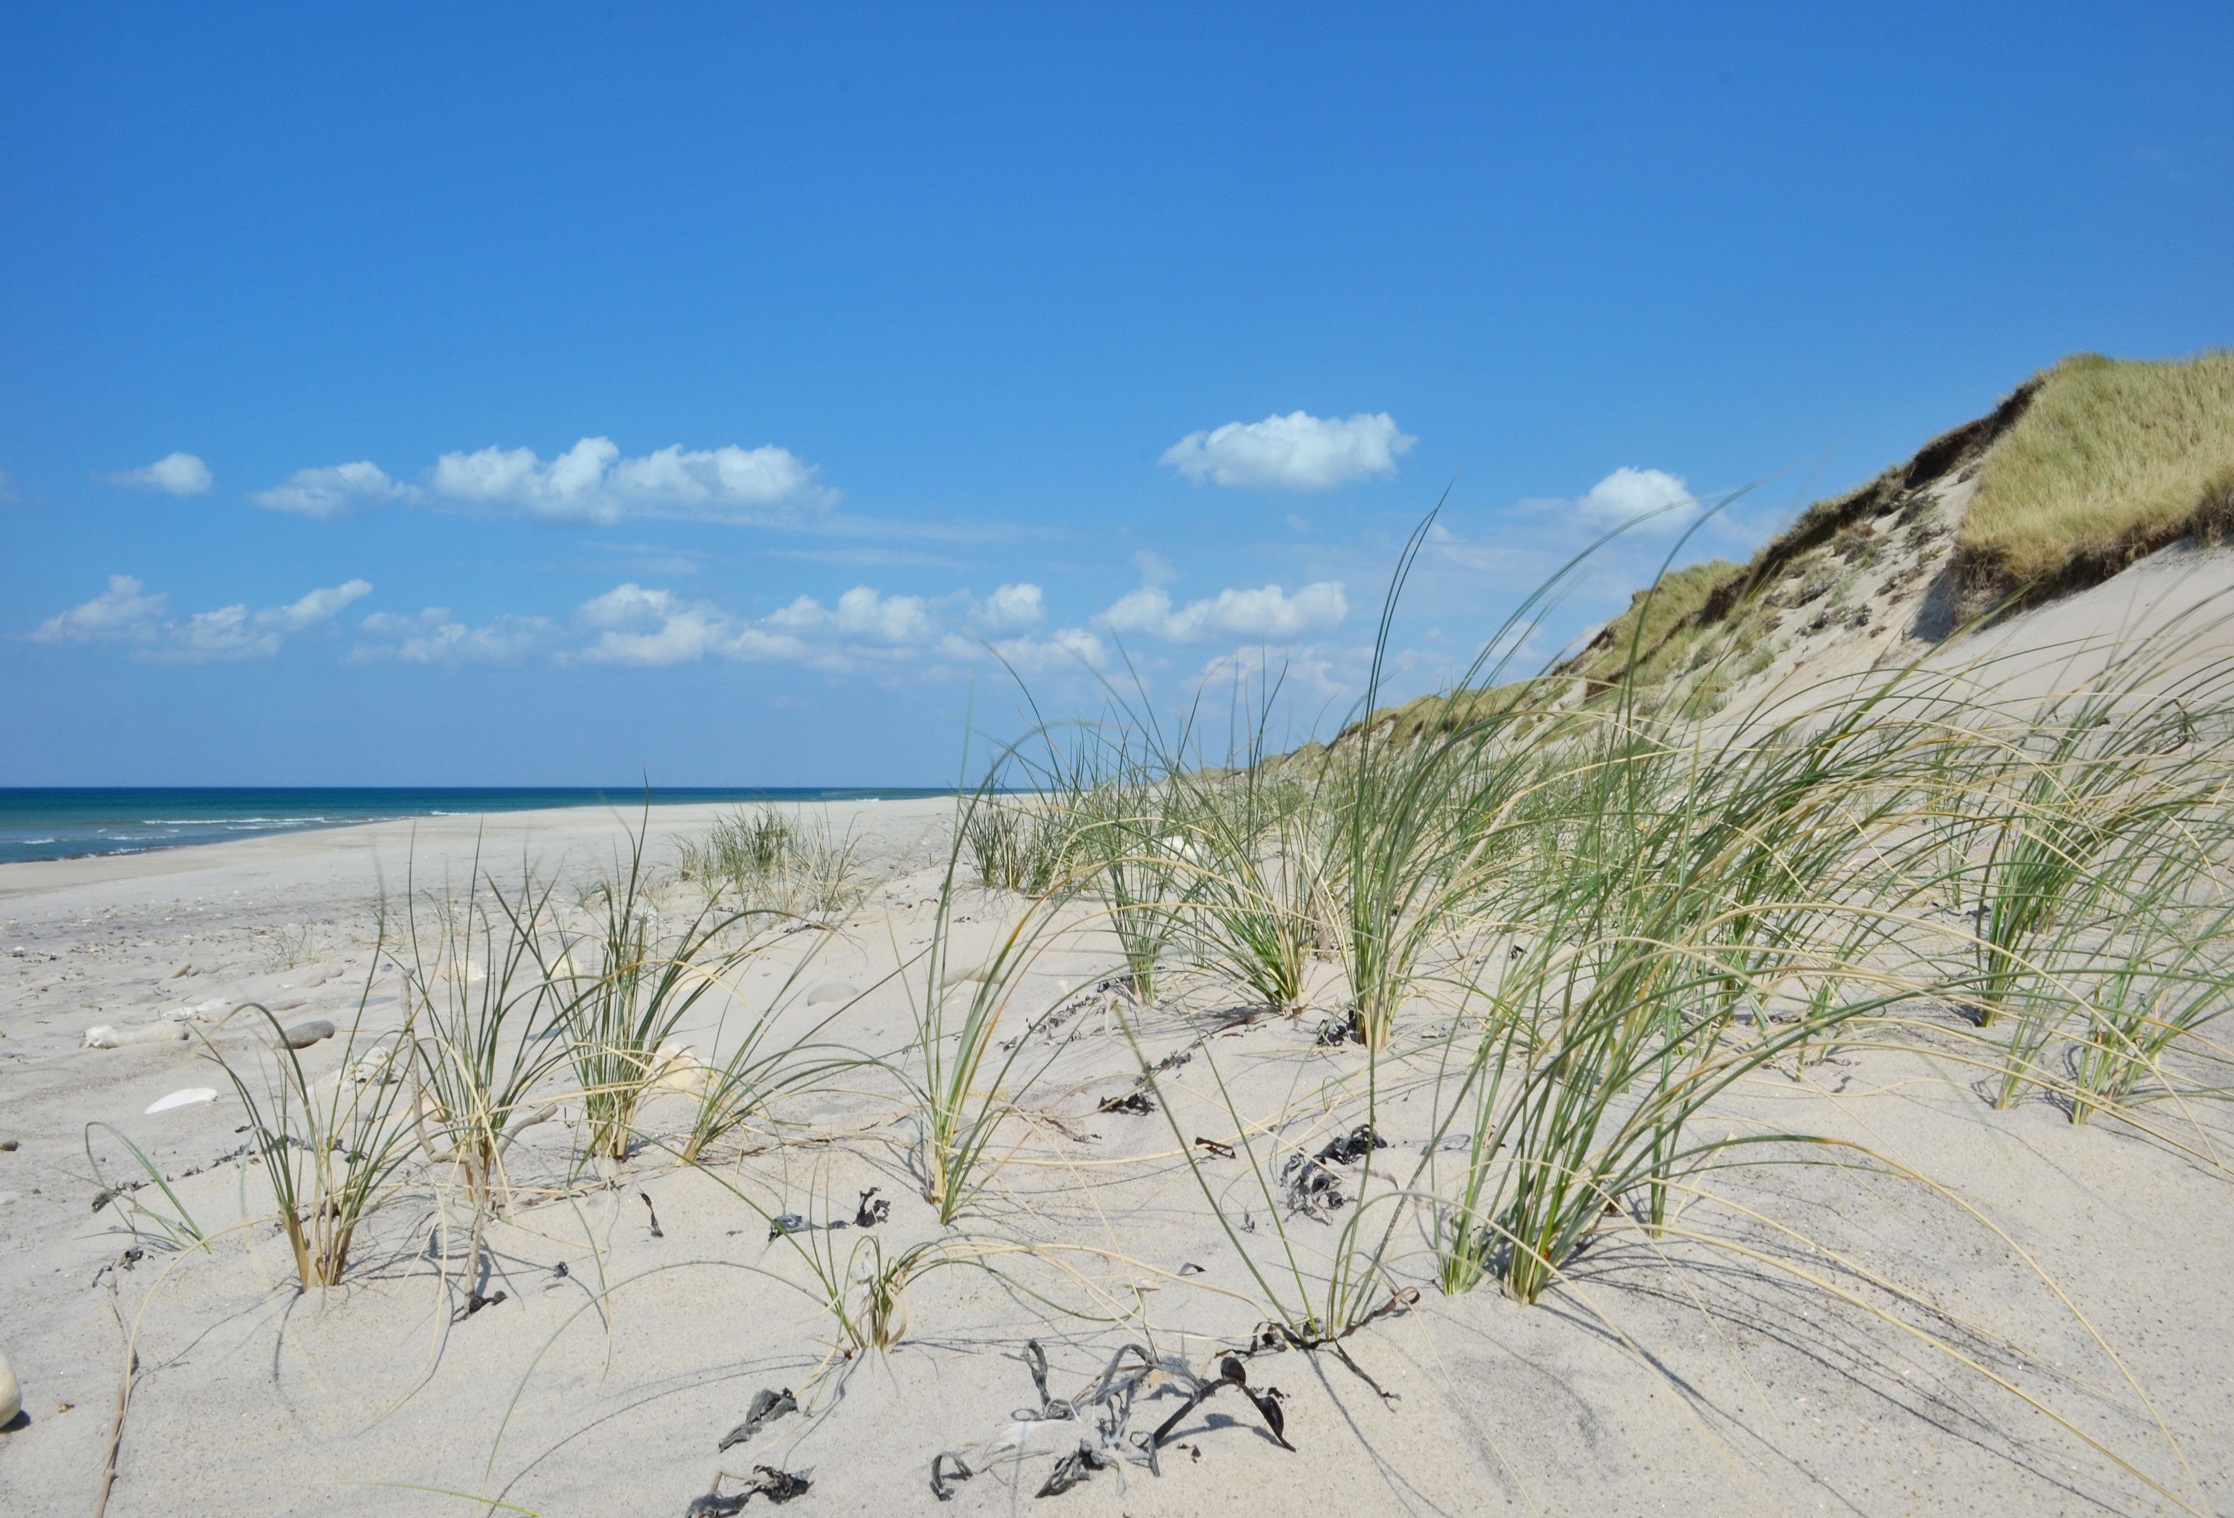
[0,786,954,866]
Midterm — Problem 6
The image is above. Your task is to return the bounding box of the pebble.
[0,1139,17,1152]
[0,1351,19,1427]
[804,980,859,1006]
[145,1087,218,1115]
[281,1019,335,1050]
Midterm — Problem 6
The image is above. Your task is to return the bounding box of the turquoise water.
[0,788,950,865]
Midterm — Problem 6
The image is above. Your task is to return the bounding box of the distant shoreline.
[0,786,956,866]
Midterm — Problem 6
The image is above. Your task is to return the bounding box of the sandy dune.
[1,783,2230,1517]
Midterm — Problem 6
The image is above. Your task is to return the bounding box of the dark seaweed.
[1146,1356,1293,1454]
[1034,1443,1111,1497]
[929,1451,974,1502]
[718,1387,798,1451]
[1313,1123,1387,1165]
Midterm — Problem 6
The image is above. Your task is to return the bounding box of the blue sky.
[3,3,2229,785]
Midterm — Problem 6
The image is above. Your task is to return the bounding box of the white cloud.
[1099,581,1348,642]
[559,579,1110,674]
[170,605,279,660]
[262,579,372,632]
[575,583,808,667]
[31,575,169,645]
[110,452,213,496]
[1160,411,1415,490]
[251,461,418,519]
[1573,467,1696,533]
[939,626,1106,672]
[972,582,1045,633]
[1195,644,1348,702]
[433,437,832,525]
[357,608,555,665]
[766,586,935,644]
[30,576,371,661]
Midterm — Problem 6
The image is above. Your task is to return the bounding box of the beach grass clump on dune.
[204,966,425,1288]
[398,859,572,1206]
[961,794,1079,895]
[901,787,1088,1222]
[1070,774,1190,1007]
[1960,349,2234,597]
[1177,770,1332,1017]
[559,821,758,1162]
[678,803,871,920]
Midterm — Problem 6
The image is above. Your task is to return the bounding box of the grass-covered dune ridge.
[1958,349,2234,601]
[1354,350,2234,746]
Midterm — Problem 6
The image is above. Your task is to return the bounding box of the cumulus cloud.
[939,626,1106,672]
[766,586,936,644]
[110,452,213,496]
[557,579,1104,674]
[263,580,374,632]
[1195,644,1348,702]
[30,576,369,661]
[1099,581,1348,642]
[1160,411,1415,490]
[433,437,832,525]
[1573,467,1696,532]
[251,461,418,519]
[972,582,1045,633]
[574,583,807,667]
[169,605,282,660]
[31,575,170,645]
[356,608,555,665]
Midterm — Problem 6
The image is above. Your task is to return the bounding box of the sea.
[0,787,951,866]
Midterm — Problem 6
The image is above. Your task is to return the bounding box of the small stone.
[0,1351,20,1427]
[0,1140,17,1152]
[281,1019,335,1050]
[804,980,858,1007]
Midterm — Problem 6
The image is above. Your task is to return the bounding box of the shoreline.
[0,786,961,872]
[0,795,960,903]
